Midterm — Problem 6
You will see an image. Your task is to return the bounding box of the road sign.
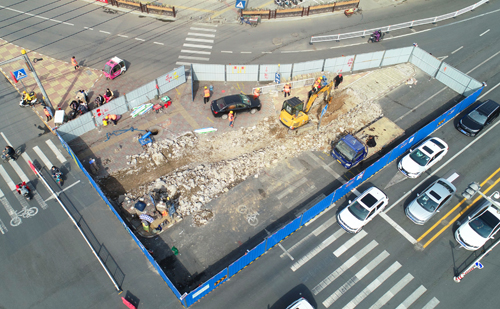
[275,73,280,84]
[475,262,483,269]
[320,105,328,118]
[235,0,246,9]
[13,68,27,81]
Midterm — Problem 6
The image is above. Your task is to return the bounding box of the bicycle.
[2,148,22,163]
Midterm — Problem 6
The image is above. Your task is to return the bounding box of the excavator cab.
[280,97,308,129]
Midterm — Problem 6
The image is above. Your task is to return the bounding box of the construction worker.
[104,114,121,126]
[71,56,79,70]
[312,76,322,92]
[203,86,210,104]
[228,111,234,128]
[43,107,52,121]
[253,88,261,100]
[334,73,343,89]
[283,83,291,98]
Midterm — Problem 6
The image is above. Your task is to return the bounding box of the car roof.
[358,187,386,209]
[419,137,447,154]
[476,100,500,116]
[426,179,456,201]
[342,134,366,152]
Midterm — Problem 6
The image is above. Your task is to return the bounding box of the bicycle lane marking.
[0,165,32,222]
[21,153,47,210]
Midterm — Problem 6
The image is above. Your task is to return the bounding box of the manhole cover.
[272,38,283,46]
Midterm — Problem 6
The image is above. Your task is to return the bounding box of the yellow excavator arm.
[304,81,333,113]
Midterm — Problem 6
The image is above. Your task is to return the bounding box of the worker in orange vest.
[253,88,261,100]
[43,107,52,121]
[71,56,79,70]
[104,114,121,126]
[203,86,210,104]
[228,111,234,128]
[312,77,322,92]
[283,83,291,98]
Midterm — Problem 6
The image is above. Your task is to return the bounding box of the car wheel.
[250,108,257,114]
[221,114,228,120]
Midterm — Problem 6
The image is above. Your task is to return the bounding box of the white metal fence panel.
[157,66,186,94]
[192,64,225,81]
[57,112,95,142]
[292,60,324,77]
[352,51,384,71]
[226,65,259,81]
[381,47,413,67]
[259,64,292,81]
[93,96,130,126]
[126,80,157,109]
[436,62,482,96]
[254,78,314,94]
[409,47,441,77]
[324,55,355,74]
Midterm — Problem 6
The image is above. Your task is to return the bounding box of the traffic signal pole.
[454,236,500,283]
[21,49,54,110]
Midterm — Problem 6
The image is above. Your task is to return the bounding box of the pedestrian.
[253,88,261,100]
[228,111,234,128]
[104,88,114,103]
[95,94,105,107]
[43,107,52,121]
[283,83,291,97]
[203,86,210,104]
[334,74,343,89]
[71,56,80,70]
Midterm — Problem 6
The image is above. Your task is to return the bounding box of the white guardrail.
[253,78,314,94]
[310,0,489,43]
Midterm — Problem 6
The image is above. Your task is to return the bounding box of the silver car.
[405,178,456,225]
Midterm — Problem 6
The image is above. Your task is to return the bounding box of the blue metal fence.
[54,79,483,307]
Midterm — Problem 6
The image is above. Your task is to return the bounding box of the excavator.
[279,80,333,130]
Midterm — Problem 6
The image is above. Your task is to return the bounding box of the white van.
[286,297,314,309]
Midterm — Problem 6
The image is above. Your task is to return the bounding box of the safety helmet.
[229,111,233,114]
[23,91,26,94]
[257,88,260,90]
[322,75,326,79]
[104,115,109,119]
[204,86,207,89]
[103,120,108,126]
[339,74,342,77]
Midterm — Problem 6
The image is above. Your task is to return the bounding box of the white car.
[286,297,314,309]
[337,187,389,233]
[405,178,456,225]
[398,137,448,178]
[455,200,500,251]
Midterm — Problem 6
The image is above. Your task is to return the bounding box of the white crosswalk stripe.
[333,230,367,257]
[33,146,53,169]
[179,25,218,64]
[190,27,217,32]
[395,285,427,309]
[180,49,211,55]
[46,140,67,163]
[422,297,440,309]
[322,251,390,308]
[185,38,214,44]
[21,152,47,209]
[183,43,212,49]
[187,32,215,38]
[369,273,414,309]
[178,55,210,61]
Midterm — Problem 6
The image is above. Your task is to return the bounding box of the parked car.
[337,187,389,233]
[455,200,500,251]
[456,100,500,137]
[405,178,456,225]
[398,137,448,178]
[210,94,261,119]
[286,297,314,309]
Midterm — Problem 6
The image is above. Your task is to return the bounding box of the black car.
[456,100,500,136]
[210,94,261,118]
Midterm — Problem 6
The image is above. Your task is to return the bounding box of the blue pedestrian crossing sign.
[235,0,246,9]
[320,105,328,118]
[275,73,281,84]
[475,262,483,269]
[13,68,27,81]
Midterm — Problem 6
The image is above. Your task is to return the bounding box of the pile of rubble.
[120,87,382,224]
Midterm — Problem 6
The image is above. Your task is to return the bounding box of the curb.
[79,0,176,22]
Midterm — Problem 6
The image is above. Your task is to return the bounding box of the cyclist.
[3,146,15,161]
[51,166,61,178]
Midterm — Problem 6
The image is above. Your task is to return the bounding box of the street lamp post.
[20,49,54,110]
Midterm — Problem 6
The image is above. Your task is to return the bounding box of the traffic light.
[462,182,481,200]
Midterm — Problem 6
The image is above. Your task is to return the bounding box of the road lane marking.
[190,27,217,32]
[99,30,111,34]
[385,120,500,214]
[333,230,367,257]
[221,51,233,53]
[183,43,212,49]
[262,51,272,53]
[478,81,500,100]
[422,297,440,309]
[395,285,426,309]
[117,34,128,38]
[63,22,74,26]
[45,180,82,201]
[379,212,417,244]
[135,38,145,41]
[50,19,62,23]
[180,49,211,55]
[35,15,49,20]
[178,55,210,61]
[369,273,414,309]
[46,140,67,163]
[291,229,345,272]
[467,50,500,74]
[185,38,214,44]
[84,27,93,30]
[176,61,201,66]
[313,240,378,295]
[153,42,164,45]
[187,32,215,38]
[33,146,53,169]
[422,175,500,248]
[343,262,401,309]
[241,52,252,54]
[479,29,490,36]
[451,46,463,54]
[323,251,390,308]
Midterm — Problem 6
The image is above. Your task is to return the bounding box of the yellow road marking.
[206,117,214,123]
[422,175,500,249]
[318,155,325,160]
[417,166,500,242]
[236,83,241,90]
[175,88,181,95]
[210,6,233,19]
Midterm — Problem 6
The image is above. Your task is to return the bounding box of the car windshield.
[239,94,250,105]
[103,64,112,74]
[348,201,369,221]
[409,149,430,166]
[470,210,500,238]
[216,99,225,110]
[335,140,358,162]
[416,193,439,212]
[468,110,488,125]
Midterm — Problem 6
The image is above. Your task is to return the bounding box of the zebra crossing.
[284,212,440,309]
[0,137,68,234]
[176,23,217,67]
